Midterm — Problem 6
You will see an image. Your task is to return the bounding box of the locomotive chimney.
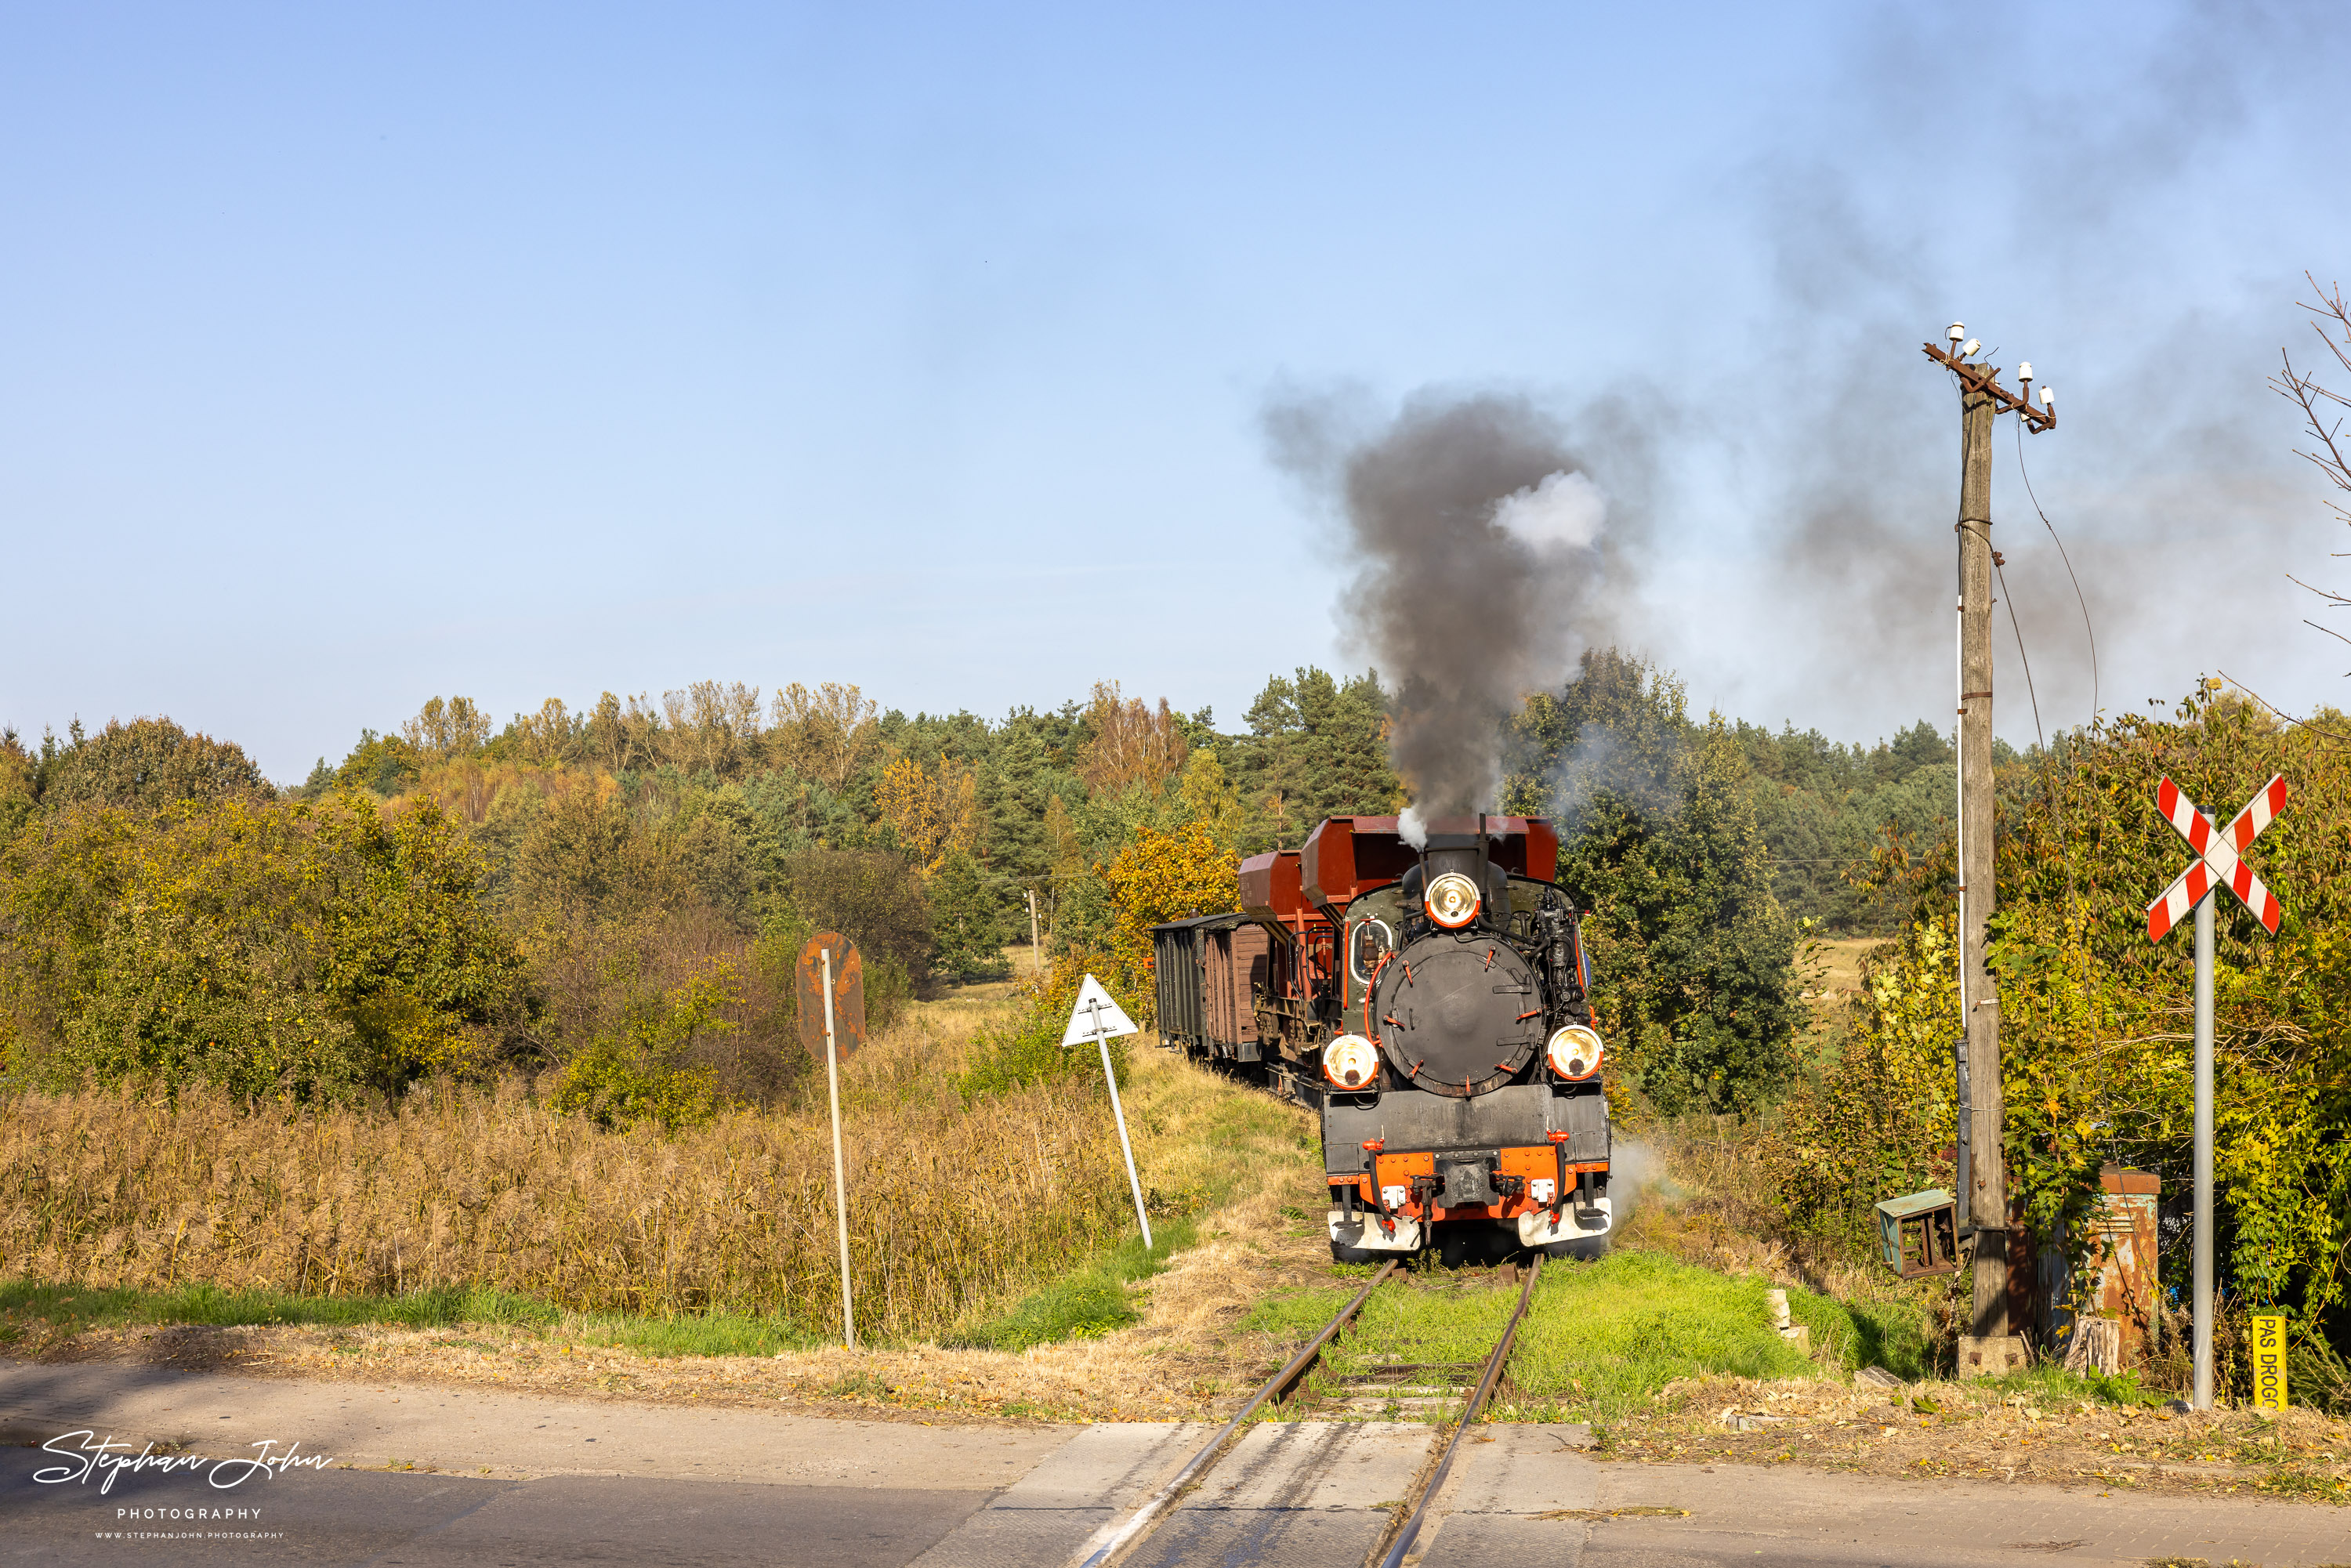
[1418,831,1480,883]
[1414,816,1498,931]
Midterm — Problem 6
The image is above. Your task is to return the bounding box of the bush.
[781,847,934,981]
[38,717,268,814]
[951,983,1126,1103]
[2,792,525,1100]
[1771,690,2351,1346]
[548,961,735,1132]
[549,1040,719,1131]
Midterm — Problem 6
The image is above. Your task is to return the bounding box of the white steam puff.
[1264,389,1649,821]
[1493,469,1607,552]
[1399,804,1429,849]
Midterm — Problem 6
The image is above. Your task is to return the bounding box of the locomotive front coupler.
[1411,1172,1443,1219]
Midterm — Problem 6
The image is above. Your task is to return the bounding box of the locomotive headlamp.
[1424,871,1481,929]
[1323,1033,1380,1089]
[1546,1023,1604,1081]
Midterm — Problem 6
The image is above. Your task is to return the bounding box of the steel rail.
[1373,1251,1545,1568]
[1068,1258,1398,1568]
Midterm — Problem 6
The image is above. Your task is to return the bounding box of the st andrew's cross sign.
[2146,773,2287,940]
[2143,771,2286,1416]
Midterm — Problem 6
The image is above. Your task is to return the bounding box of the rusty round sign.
[796,932,866,1059]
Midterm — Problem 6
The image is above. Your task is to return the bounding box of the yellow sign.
[2251,1315,2289,1410]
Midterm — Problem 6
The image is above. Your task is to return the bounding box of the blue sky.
[5,2,2346,779]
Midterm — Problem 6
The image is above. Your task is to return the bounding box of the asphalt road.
[6,1360,2346,1567]
[2,1468,987,1566]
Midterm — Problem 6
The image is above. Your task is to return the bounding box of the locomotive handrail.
[1067,1258,1397,1568]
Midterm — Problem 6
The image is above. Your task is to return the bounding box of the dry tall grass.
[0,1005,1133,1342]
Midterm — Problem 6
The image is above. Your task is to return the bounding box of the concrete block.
[1957,1334,2025,1378]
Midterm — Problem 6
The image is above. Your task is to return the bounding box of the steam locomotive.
[1150,814,1611,1263]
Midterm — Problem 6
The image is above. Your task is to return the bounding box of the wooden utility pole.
[1956,362,2009,1354]
[1922,325,2052,1378]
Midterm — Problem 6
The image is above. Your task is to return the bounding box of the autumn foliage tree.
[875,752,982,873]
[401,696,493,762]
[770,681,879,791]
[1079,680,1188,793]
[1101,820,1239,1021]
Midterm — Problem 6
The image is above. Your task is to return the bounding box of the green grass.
[1815,1289,1933,1381]
[1960,1363,2161,1408]
[1248,1248,1937,1429]
[0,1279,838,1359]
[0,1279,560,1340]
[944,1219,1202,1352]
[1504,1252,1838,1425]
[569,1309,828,1359]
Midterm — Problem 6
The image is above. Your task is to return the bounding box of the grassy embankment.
[4,938,2177,1452]
[0,937,1894,1371]
[0,967,1317,1369]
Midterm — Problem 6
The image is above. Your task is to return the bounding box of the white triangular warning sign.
[1060,973,1139,1046]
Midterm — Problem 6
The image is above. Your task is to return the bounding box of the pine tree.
[1233,666,1400,846]
[1511,650,1799,1115]
[930,849,1012,980]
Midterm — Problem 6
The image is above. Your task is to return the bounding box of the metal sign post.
[2146,773,2287,1411]
[1062,974,1150,1249]
[797,933,866,1351]
[824,948,855,1349]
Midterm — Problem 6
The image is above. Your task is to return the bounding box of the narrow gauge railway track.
[1069,1253,1545,1568]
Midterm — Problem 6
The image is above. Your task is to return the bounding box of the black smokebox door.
[1372,936,1541,1097]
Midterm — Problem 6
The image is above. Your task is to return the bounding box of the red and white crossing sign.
[2146,773,2288,941]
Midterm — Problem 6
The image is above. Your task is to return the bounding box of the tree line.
[0,657,1969,1124]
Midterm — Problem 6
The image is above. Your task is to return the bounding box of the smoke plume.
[1266,391,1651,816]
[1598,1136,1675,1244]
[1715,1,2332,738]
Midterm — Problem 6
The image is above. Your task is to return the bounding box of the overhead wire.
[1995,557,2046,752]
[2007,387,2103,1141]
[1946,344,2129,1191]
[2016,417,2099,728]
